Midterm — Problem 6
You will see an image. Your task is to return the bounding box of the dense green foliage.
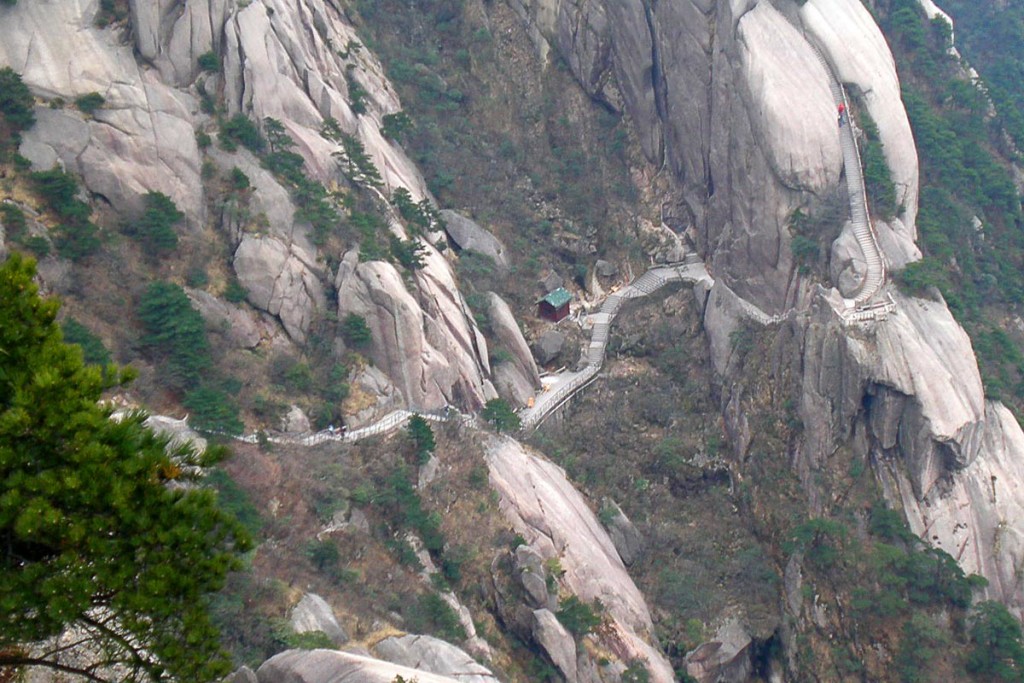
[73,92,105,116]
[556,595,603,637]
[341,313,372,347]
[878,0,1024,401]
[197,51,221,73]
[29,168,102,261]
[940,0,1024,152]
[60,317,112,368]
[481,398,520,433]
[966,600,1024,680]
[0,255,249,682]
[0,66,35,132]
[407,414,436,464]
[128,191,184,255]
[137,281,211,390]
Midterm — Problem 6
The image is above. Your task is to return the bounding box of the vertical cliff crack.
[641,0,668,167]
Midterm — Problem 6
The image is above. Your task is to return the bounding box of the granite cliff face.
[0,0,505,413]
[512,0,1024,615]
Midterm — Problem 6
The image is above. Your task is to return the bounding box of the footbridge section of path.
[518,256,715,432]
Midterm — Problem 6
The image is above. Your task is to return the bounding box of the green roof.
[541,287,572,308]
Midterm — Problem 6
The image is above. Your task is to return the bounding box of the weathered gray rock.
[441,210,509,273]
[208,146,315,254]
[280,406,311,435]
[0,1,204,222]
[186,288,261,349]
[829,224,866,298]
[533,330,566,366]
[594,259,618,278]
[685,618,753,683]
[256,649,461,683]
[486,436,674,682]
[487,293,541,406]
[541,272,564,293]
[802,0,920,233]
[514,544,551,608]
[346,365,404,429]
[602,500,643,567]
[233,236,326,344]
[224,666,258,683]
[373,634,498,682]
[531,609,577,682]
[335,250,495,412]
[290,594,348,645]
[129,0,228,86]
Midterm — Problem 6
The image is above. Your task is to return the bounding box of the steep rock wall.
[486,435,675,682]
[0,0,495,413]
[511,0,847,313]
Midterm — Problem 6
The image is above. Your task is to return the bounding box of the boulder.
[289,594,348,645]
[335,250,494,412]
[225,666,259,683]
[441,210,509,273]
[233,236,326,344]
[373,634,498,682]
[829,224,866,298]
[493,362,539,408]
[594,260,618,278]
[186,289,261,349]
[344,365,404,429]
[601,500,643,567]
[685,618,753,683]
[541,272,564,293]
[208,146,315,254]
[486,436,675,682]
[533,330,566,366]
[280,405,311,435]
[514,544,551,609]
[531,609,577,682]
[487,293,541,405]
[256,649,461,683]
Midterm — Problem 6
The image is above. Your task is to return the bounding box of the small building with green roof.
[538,287,572,322]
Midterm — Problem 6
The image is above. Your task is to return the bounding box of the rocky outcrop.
[601,500,643,567]
[289,593,348,645]
[256,649,462,683]
[798,289,1024,611]
[512,0,850,312]
[441,210,510,273]
[485,435,674,682]
[531,609,578,681]
[186,289,262,349]
[335,250,495,412]
[533,330,566,366]
[801,0,920,233]
[233,236,327,344]
[129,0,228,87]
[487,293,542,406]
[373,635,498,683]
[684,618,753,683]
[879,401,1024,613]
[0,1,204,222]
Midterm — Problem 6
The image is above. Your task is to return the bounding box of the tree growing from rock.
[481,398,520,433]
[0,254,250,682]
[407,414,436,464]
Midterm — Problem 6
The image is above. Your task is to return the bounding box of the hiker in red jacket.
[838,102,846,126]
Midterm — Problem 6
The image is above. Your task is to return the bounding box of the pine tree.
[0,254,250,681]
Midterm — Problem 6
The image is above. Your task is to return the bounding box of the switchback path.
[817,49,887,306]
